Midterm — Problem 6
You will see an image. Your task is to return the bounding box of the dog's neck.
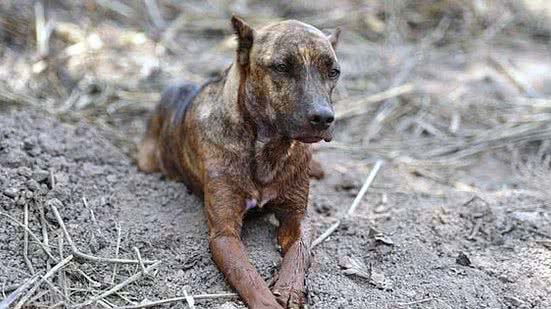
[222,62,284,145]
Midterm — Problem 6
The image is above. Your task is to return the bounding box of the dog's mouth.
[296,136,324,143]
[293,130,333,143]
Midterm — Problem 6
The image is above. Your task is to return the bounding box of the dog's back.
[137,82,199,177]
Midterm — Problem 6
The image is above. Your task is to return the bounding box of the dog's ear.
[231,15,254,65]
[327,27,341,50]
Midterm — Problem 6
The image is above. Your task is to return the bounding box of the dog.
[137,16,340,309]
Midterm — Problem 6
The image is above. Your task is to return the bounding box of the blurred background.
[1,1,550,175]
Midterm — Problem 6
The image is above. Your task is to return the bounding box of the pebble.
[32,169,50,182]
[16,197,26,206]
[17,167,33,178]
[3,187,18,199]
[27,179,40,192]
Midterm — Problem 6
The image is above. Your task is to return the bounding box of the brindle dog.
[137,16,340,309]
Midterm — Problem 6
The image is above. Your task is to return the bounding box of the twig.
[57,236,68,301]
[75,269,102,288]
[312,220,341,248]
[0,212,57,262]
[49,203,159,265]
[49,169,56,189]
[183,289,195,309]
[397,297,435,306]
[74,261,162,308]
[47,301,64,309]
[117,292,239,309]
[13,255,73,309]
[335,84,414,119]
[83,196,105,241]
[111,222,122,284]
[347,160,384,216]
[95,0,134,18]
[0,274,41,309]
[39,203,55,304]
[144,0,166,29]
[312,160,384,248]
[23,203,35,274]
[34,1,47,57]
[133,247,147,274]
[489,54,541,98]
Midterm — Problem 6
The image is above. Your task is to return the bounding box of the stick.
[397,298,435,306]
[83,196,105,241]
[47,301,64,309]
[312,160,384,248]
[111,222,122,284]
[74,261,162,308]
[57,236,68,301]
[133,247,147,274]
[117,292,239,309]
[23,203,35,274]
[13,255,73,309]
[0,274,41,309]
[95,0,134,18]
[0,213,57,262]
[39,203,55,303]
[144,0,165,29]
[489,55,541,98]
[34,1,47,57]
[347,160,384,216]
[335,84,414,119]
[49,204,159,265]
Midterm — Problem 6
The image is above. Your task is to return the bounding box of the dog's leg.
[271,209,312,309]
[206,178,283,309]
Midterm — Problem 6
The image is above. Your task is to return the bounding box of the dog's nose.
[308,107,335,130]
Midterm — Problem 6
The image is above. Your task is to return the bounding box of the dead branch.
[74,261,162,308]
[117,292,239,309]
[0,212,58,262]
[312,160,384,247]
[335,84,414,119]
[13,255,73,309]
[49,203,160,265]
[23,203,34,274]
[0,274,41,309]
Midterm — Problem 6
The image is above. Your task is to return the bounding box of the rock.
[27,179,40,192]
[17,167,33,178]
[218,302,239,309]
[374,232,394,246]
[456,252,472,267]
[3,187,18,199]
[32,169,50,183]
[16,197,26,206]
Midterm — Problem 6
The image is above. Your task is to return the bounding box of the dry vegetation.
[1,0,550,308]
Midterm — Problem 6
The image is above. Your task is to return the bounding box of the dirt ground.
[1,1,551,308]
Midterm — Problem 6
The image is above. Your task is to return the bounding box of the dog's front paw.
[271,274,306,309]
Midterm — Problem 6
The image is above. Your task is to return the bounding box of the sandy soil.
[1,110,550,308]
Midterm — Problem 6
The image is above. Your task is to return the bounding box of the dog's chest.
[253,139,295,185]
[245,140,297,209]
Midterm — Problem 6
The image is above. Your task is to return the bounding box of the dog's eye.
[273,63,289,73]
[329,68,340,79]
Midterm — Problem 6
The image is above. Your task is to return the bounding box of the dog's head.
[231,16,340,143]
